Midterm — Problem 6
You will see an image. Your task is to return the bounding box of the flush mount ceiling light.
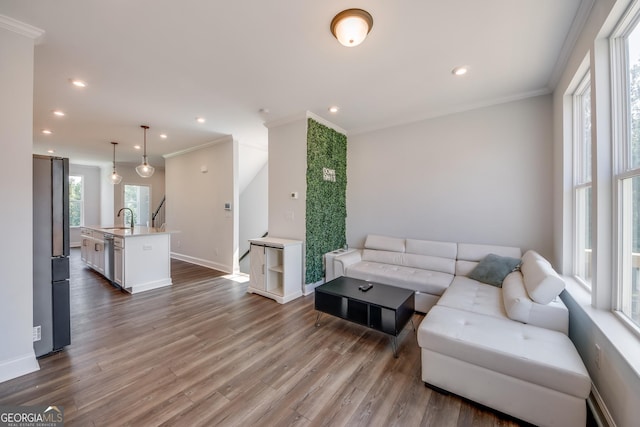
[135,125,155,178]
[196,117,206,123]
[52,110,65,117]
[330,8,373,47]
[70,79,87,88]
[452,66,469,76]
[328,106,339,113]
[110,142,122,185]
[41,129,52,135]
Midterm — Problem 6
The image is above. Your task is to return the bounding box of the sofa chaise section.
[418,305,590,427]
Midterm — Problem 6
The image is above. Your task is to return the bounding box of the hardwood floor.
[0,249,531,426]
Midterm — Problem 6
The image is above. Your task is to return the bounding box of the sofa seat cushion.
[345,261,453,296]
[436,276,507,319]
[417,306,591,399]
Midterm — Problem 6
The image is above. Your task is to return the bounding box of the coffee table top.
[316,276,414,310]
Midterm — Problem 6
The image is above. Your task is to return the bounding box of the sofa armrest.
[334,249,362,278]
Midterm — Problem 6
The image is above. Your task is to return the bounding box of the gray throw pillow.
[468,254,522,287]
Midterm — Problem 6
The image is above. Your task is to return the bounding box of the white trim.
[348,88,551,136]
[0,352,39,384]
[163,134,234,159]
[264,111,347,135]
[170,252,231,274]
[0,14,44,41]
[125,278,172,294]
[303,279,324,296]
[548,0,596,90]
[589,384,617,427]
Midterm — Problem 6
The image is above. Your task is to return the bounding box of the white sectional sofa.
[331,234,591,427]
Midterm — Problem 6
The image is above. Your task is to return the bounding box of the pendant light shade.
[110,142,122,185]
[136,125,155,178]
[330,9,373,47]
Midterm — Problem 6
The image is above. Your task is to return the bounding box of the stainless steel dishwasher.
[103,233,115,283]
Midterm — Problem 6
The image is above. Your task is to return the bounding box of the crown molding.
[264,111,347,135]
[349,88,551,137]
[163,134,234,159]
[0,14,44,42]
[547,0,595,90]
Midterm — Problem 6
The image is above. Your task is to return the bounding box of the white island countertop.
[84,225,178,237]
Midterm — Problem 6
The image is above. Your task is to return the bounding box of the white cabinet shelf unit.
[248,237,303,304]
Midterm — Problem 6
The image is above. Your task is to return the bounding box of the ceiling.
[0,0,586,168]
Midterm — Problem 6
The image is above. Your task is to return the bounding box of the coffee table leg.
[315,312,322,327]
[391,336,398,358]
[411,318,415,331]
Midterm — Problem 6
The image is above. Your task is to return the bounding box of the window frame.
[68,174,84,228]
[611,2,640,335]
[573,72,593,289]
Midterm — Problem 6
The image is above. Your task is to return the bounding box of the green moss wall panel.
[305,118,347,284]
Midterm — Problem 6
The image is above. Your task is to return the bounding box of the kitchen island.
[80,225,176,294]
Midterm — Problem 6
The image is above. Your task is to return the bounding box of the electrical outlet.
[33,326,41,342]
[595,343,601,369]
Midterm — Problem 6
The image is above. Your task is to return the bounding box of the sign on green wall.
[305,118,347,284]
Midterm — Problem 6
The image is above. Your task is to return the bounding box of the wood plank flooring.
[0,249,530,426]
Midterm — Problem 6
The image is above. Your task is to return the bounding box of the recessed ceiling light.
[160,134,167,139]
[258,108,270,114]
[328,106,339,113]
[134,145,141,150]
[52,110,65,117]
[47,149,55,154]
[452,66,468,76]
[70,79,87,88]
[196,117,206,123]
[41,129,52,135]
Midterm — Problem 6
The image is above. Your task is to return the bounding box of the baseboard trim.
[589,384,616,427]
[0,352,39,384]
[303,280,324,296]
[170,252,230,274]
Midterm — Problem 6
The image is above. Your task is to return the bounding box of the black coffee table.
[314,276,415,357]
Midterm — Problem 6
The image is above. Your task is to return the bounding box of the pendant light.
[135,125,155,178]
[110,142,122,184]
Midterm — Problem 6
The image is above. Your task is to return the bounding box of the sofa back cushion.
[364,234,405,252]
[455,243,521,276]
[403,253,456,275]
[502,270,569,333]
[406,239,457,259]
[520,250,565,305]
[362,249,404,265]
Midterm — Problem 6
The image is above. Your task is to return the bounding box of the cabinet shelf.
[269,265,284,273]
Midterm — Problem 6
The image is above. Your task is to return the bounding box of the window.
[123,184,150,226]
[573,73,593,287]
[613,12,640,330]
[69,175,84,227]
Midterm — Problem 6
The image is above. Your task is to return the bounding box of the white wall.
[0,21,41,383]
[165,137,238,273]
[266,117,308,241]
[69,164,101,246]
[239,163,268,271]
[347,95,554,257]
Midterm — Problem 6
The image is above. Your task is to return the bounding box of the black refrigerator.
[33,155,71,357]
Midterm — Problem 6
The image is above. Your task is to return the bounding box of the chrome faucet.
[117,207,134,228]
